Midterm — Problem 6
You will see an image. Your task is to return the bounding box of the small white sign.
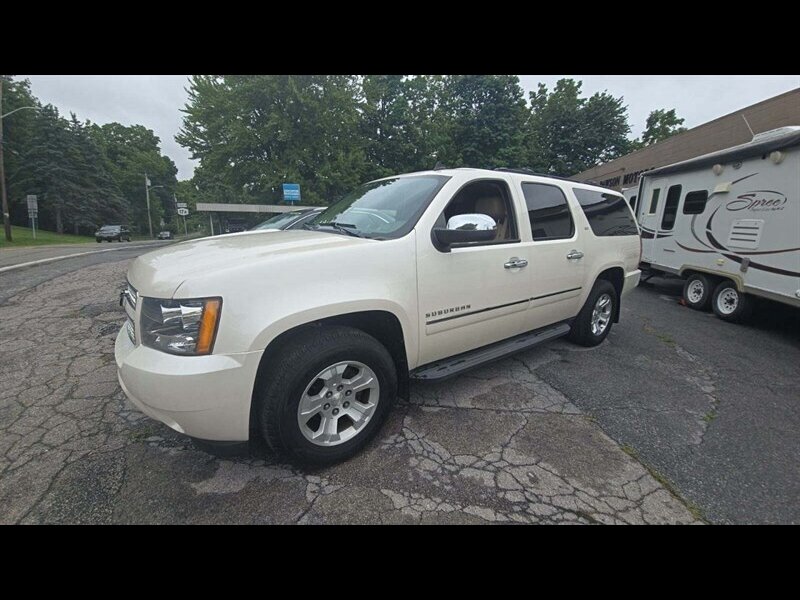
[26,195,38,211]
[177,208,189,216]
[176,202,188,208]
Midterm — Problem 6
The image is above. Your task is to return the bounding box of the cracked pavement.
[0,251,796,524]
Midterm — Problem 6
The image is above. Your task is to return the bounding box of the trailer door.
[639,178,666,263]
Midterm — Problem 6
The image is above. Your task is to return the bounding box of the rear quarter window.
[572,188,639,237]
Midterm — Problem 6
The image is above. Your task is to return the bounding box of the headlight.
[140,297,222,355]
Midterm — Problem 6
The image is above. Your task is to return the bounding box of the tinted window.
[629,195,637,209]
[661,185,682,230]
[648,188,661,214]
[683,190,709,215]
[572,188,639,237]
[521,183,574,241]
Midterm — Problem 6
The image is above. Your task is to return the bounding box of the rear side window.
[572,188,639,237]
[683,190,709,214]
[521,183,574,241]
[661,185,682,230]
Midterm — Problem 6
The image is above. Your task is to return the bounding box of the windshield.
[307,175,450,240]
[251,212,306,231]
[99,226,120,232]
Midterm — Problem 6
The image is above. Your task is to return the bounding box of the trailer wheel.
[683,273,714,311]
[711,280,753,323]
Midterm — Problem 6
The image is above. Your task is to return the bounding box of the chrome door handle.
[504,257,528,269]
[566,250,584,260]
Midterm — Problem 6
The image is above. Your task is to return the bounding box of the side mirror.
[433,213,497,251]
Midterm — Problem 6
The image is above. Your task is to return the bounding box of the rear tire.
[568,279,617,347]
[711,280,753,323]
[683,273,714,311]
[258,326,397,466]
[96,239,101,243]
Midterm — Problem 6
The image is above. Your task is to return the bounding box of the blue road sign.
[283,183,301,204]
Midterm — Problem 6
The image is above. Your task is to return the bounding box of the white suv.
[115,168,641,464]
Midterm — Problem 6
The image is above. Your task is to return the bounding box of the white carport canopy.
[196,203,315,213]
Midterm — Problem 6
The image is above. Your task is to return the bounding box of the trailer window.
[683,190,709,215]
[572,188,639,237]
[660,185,682,230]
[647,188,661,214]
[522,183,574,240]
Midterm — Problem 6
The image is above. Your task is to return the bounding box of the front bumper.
[114,326,262,441]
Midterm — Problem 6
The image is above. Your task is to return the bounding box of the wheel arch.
[249,308,412,437]
[594,265,625,323]
[679,266,742,291]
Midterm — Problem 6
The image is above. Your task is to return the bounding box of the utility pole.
[1,78,11,242]
[144,173,154,239]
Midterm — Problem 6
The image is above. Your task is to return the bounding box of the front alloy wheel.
[297,361,380,446]
[258,325,397,465]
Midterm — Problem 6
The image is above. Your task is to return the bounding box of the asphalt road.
[0,247,796,524]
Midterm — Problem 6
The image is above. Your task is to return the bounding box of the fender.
[250,298,418,368]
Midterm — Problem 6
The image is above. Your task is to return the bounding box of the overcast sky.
[21,75,800,180]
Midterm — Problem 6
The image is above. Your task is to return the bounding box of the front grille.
[126,318,136,344]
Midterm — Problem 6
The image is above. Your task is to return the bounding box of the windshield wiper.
[316,222,365,238]
[302,223,319,231]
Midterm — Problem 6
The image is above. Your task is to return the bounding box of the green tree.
[640,108,687,146]
[89,122,178,234]
[527,79,632,176]
[436,75,530,169]
[177,75,367,206]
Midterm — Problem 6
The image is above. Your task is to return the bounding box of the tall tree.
[527,79,632,176]
[640,108,687,146]
[437,75,530,169]
[89,122,178,233]
[178,75,367,205]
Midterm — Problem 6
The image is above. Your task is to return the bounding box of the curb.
[0,241,172,274]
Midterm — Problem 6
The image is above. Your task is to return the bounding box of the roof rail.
[493,167,576,182]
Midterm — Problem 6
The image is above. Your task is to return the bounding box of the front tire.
[711,280,753,323]
[568,279,617,347]
[258,326,397,466]
[683,273,714,311]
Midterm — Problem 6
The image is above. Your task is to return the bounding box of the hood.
[127,230,371,298]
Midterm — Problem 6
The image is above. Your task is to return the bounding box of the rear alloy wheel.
[711,280,753,323]
[683,273,714,311]
[568,279,617,347]
[258,325,397,465]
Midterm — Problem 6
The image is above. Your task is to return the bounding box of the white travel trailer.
[636,126,800,323]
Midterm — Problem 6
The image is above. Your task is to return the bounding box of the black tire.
[258,325,397,466]
[711,280,753,323]
[96,239,101,243]
[683,273,714,311]
[568,279,617,347]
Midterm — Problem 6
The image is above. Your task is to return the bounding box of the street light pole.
[144,173,154,239]
[0,79,10,242]
[1,79,41,243]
